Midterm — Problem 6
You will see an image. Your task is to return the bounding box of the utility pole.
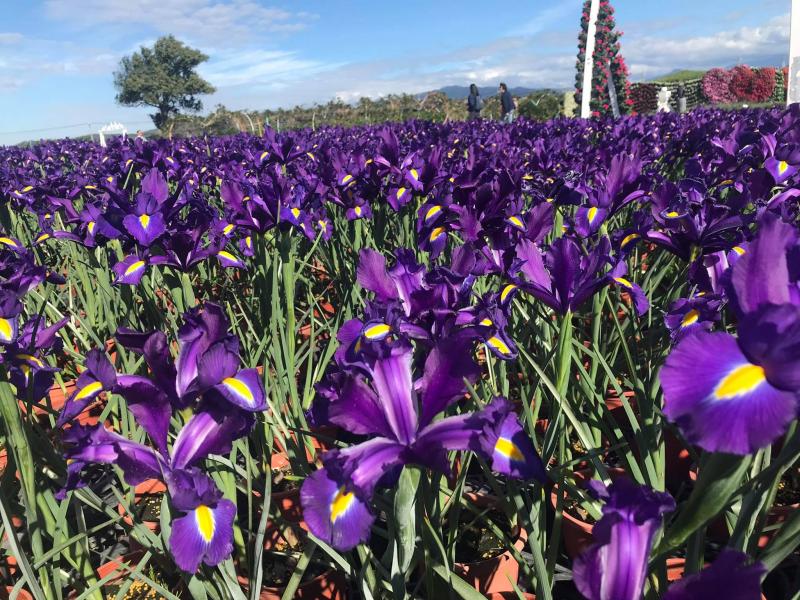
[789,0,800,105]
[581,0,601,118]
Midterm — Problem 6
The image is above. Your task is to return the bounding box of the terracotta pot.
[96,551,145,581]
[298,302,336,340]
[117,479,166,532]
[758,503,800,549]
[455,526,528,595]
[237,568,347,599]
[487,594,536,600]
[664,430,693,489]
[273,487,306,528]
[1,587,33,600]
[551,468,627,558]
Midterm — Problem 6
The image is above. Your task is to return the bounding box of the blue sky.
[0,0,790,144]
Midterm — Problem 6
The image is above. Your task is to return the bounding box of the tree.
[114,35,216,130]
[574,0,632,117]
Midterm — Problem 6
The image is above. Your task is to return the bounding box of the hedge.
[629,78,702,114]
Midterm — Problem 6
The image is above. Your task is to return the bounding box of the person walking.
[499,82,516,123]
[467,83,483,121]
[676,83,687,114]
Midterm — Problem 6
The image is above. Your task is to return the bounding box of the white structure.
[657,87,672,112]
[580,0,601,118]
[98,122,127,147]
[789,0,800,105]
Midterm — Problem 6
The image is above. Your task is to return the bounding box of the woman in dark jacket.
[467,83,482,120]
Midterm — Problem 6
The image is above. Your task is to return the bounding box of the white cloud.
[43,0,317,44]
[0,33,24,45]
[200,49,339,88]
[624,14,790,79]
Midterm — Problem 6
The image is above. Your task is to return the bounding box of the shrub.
[517,91,562,121]
[702,68,736,104]
[729,65,775,103]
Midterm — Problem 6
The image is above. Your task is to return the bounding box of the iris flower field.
[1,107,799,599]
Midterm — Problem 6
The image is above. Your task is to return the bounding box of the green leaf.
[431,563,487,600]
[655,452,751,556]
[394,466,420,574]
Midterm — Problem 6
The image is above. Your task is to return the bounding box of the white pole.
[581,0,601,118]
[789,0,800,105]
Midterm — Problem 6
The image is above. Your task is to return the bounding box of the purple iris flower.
[663,550,765,600]
[302,331,546,551]
[574,152,648,238]
[664,296,721,341]
[59,304,263,573]
[121,169,169,247]
[573,478,675,600]
[509,236,648,315]
[660,214,800,454]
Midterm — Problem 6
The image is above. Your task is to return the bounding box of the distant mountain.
[417,85,544,100]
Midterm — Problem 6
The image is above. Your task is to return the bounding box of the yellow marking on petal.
[718,179,734,186]
[318,220,328,232]
[218,251,239,263]
[223,224,235,235]
[124,260,146,277]
[779,160,789,174]
[260,151,269,161]
[681,309,700,327]
[330,487,354,523]
[341,174,354,185]
[365,158,373,165]
[291,207,301,219]
[508,215,524,229]
[523,174,534,180]
[732,245,745,255]
[106,176,113,183]
[0,318,14,342]
[87,221,96,235]
[22,185,33,192]
[410,168,419,180]
[449,176,455,183]
[587,206,599,223]
[0,237,18,247]
[546,197,555,203]
[613,277,633,288]
[222,376,255,406]
[165,156,175,164]
[245,236,252,248]
[665,211,680,218]
[138,214,151,229]
[307,152,316,160]
[425,205,442,221]
[495,437,524,461]
[479,318,493,326]
[243,195,250,202]
[125,159,133,167]
[195,505,215,542]
[84,185,97,190]
[16,354,43,367]
[354,205,363,216]
[75,380,103,400]
[396,187,407,199]
[715,364,766,399]
[500,284,517,303]
[621,233,640,248]
[486,336,511,356]
[429,226,446,242]
[363,323,391,340]
[36,233,51,243]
